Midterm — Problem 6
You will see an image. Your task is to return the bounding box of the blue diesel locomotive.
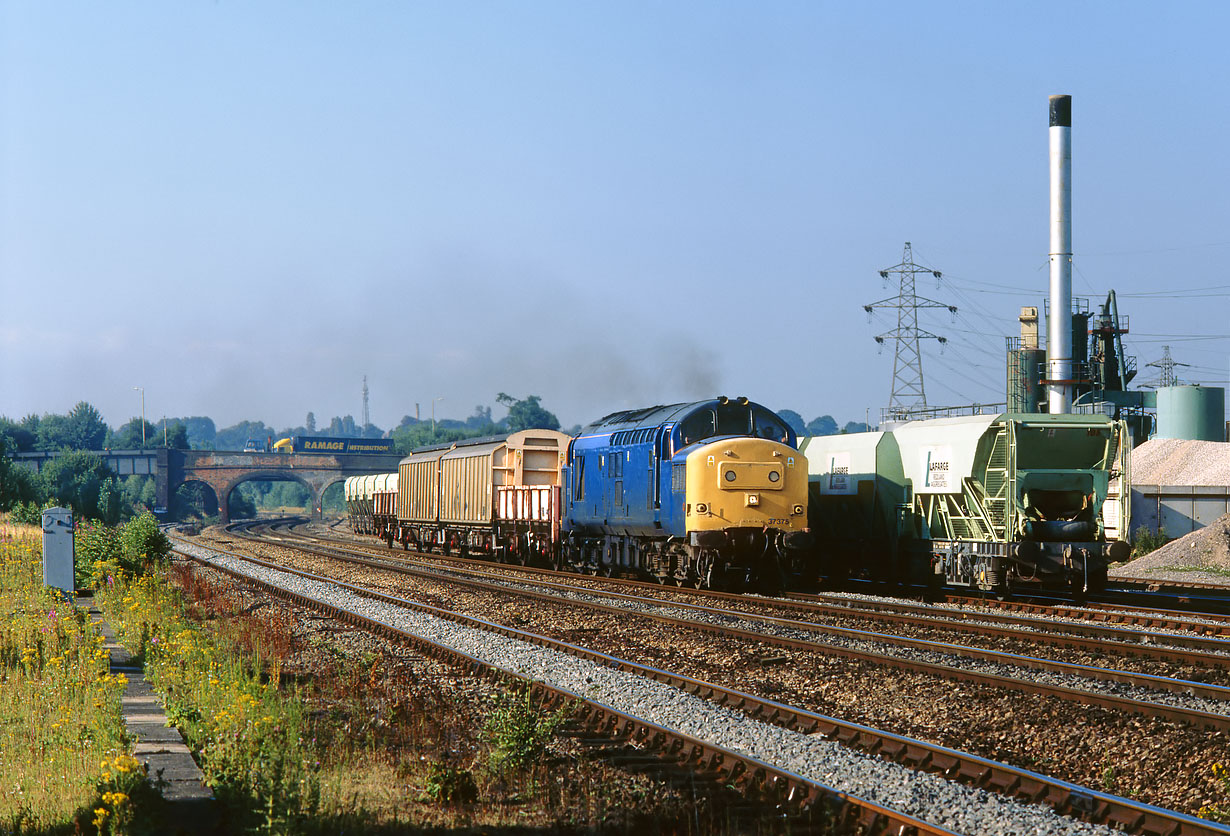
[559,396,812,590]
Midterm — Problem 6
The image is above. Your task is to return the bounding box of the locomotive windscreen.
[679,403,788,447]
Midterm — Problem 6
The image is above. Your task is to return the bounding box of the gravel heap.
[1114,512,1230,577]
[1132,438,1230,485]
[177,540,1124,836]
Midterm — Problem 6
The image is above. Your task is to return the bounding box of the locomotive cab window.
[751,407,788,443]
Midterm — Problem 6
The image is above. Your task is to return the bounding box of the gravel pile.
[1114,512,1230,577]
[1132,438,1230,486]
[176,540,1123,836]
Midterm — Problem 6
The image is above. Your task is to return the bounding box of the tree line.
[0,394,870,525]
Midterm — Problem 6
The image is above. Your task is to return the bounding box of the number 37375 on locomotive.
[559,396,813,590]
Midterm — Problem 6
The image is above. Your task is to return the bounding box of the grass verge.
[0,520,146,834]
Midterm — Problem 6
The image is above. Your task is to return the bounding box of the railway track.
[237,522,1230,729]
[319,517,1230,647]
[283,521,1230,680]
[172,531,1227,836]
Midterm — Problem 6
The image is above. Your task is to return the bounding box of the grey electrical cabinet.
[42,507,75,595]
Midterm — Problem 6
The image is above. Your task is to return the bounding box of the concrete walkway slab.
[87,600,218,834]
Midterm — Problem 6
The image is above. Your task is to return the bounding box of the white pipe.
[1048,94,1073,414]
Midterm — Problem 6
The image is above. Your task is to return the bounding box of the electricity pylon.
[864,242,957,418]
[1144,345,1188,388]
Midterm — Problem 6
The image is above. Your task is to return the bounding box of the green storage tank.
[1155,385,1226,441]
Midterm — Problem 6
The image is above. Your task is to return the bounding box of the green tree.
[390,423,472,455]
[215,421,274,451]
[466,405,497,431]
[168,416,216,449]
[65,401,108,449]
[496,393,560,432]
[162,421,190,449]
[109,418,160,449]
[0,416,37,452]
[39,451,120,523]
[326,415,360,437]
[0,437,37,511]
[806,415,840,436]
[777,409,806,436]
[227,488,258,520]
[36,413,73,451]
[121,475,158,513]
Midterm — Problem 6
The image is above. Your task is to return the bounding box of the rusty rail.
[240,524,1230,723]
[178,533,1230,836]
[174,539,957,836]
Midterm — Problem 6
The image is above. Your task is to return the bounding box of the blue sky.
[2,2,1227,432]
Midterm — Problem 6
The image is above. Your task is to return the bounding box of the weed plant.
[1131,526,1171,558]
[484,684,570,777]
[0,521,134,833]
[96,571,320,834]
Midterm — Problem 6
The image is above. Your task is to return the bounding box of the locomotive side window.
[574,456,585,501]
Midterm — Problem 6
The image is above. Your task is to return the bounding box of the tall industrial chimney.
[1047,94,1073,413]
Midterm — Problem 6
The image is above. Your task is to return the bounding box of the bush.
[423,762,478,804]
[77,512,170,588]
[121,512,171,567]
[1132,526,1171,559]
[76,522,123,589]
[11,500,50,526]
[484,685,568,776]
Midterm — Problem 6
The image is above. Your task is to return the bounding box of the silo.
[1155,385,1226,441]
[1007,347,1047,413]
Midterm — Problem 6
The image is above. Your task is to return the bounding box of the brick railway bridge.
[13,448,402,523]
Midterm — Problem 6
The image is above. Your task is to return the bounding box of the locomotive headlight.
[724,470,736,482]
[768,470,780,483]
[792,504,805,516]
[697,502,709,514]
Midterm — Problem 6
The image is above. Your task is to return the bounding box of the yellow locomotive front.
[684,437,811,588]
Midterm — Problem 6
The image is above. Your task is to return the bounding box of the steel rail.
[241,525,1230,718]
[175,535,1230,836]
[172,540,960,836]
[783,591,1230,658]
[937,594,1230,633]
[277,519,1230,662]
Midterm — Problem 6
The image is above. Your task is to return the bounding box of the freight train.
[799,412,1131,596]
[344,400,1129,598]
[344,397,812,590]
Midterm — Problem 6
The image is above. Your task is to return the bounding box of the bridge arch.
[175,478,219,519]
[222,470,319,520]
[165,449,404,524]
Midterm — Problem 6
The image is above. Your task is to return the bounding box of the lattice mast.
[1145,346,1188,388]
[864,242,957,416]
